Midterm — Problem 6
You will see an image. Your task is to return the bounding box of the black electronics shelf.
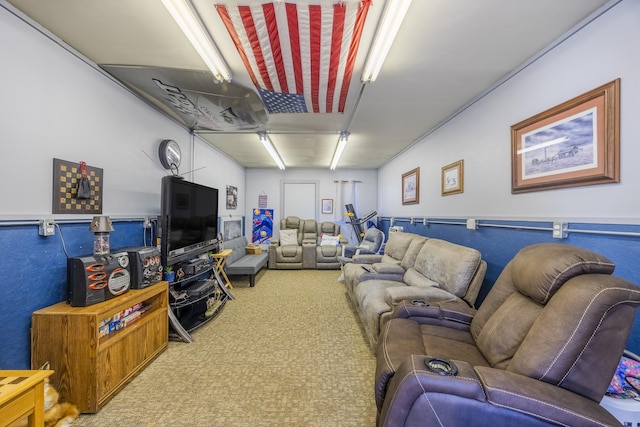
[167,256,234,342]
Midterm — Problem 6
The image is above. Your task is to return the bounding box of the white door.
[282,181,317,220]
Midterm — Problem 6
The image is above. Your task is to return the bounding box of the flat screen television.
[160,176,219,267]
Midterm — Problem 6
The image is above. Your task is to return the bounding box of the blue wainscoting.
[377,217,640,355]
[0,220,147,369]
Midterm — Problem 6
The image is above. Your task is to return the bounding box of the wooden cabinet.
[31,283,168,413]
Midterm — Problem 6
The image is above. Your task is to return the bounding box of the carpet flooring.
[73,269,377,427]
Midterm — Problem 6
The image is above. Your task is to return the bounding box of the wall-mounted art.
[52,158,103,214]
[402,167,420,205]
[442,160,464,196]
[511,79,620,194]
[226,185,238,209]
[321,199,334,214]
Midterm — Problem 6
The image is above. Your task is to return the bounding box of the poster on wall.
[252,208,274,244]
[226,185,238,209]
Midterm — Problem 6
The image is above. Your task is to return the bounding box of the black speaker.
[67,251,131,307]
[119,246,163,289]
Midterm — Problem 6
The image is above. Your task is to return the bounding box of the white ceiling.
[5,0,614,169]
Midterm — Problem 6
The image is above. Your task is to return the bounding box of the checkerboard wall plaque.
[52,158,103,214]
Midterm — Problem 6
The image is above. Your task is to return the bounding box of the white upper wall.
[378,0,639,223]
[0,7,244,219]
[245,168,377,242]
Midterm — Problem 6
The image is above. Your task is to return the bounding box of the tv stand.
[168,256,234,342]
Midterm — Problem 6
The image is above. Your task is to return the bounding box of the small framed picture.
[322,198,334,214]
[441,160,464,196]
[402,167,420,205]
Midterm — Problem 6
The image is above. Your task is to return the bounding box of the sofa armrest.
[352,254,383,264]
[475,367,622,427]
[379,356,621,427]
[391,298,476,328]
[372,263,404,275]
[384,286,455,306]
[269,238,280,247]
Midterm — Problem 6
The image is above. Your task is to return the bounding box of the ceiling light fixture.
[330,131,350,170]
[361,0,412,83]
[161,0,231,83]
[258,132,285,170]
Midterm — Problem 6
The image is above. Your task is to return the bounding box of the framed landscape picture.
[442,160,464,196]
[402,167,420,205]
[511,79,620,193]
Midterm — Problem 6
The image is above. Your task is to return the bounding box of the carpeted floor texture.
[74,269,377,427]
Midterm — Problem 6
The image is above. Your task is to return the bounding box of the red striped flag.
[215,1,371,114]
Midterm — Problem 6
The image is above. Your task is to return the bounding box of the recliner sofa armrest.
[373,263,404,274]
[475,367,622,426]
[392,298,476,328]
[379,355,620,427]
[352,254,383,264]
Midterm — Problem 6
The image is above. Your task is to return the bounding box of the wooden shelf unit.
[31,282,169,413]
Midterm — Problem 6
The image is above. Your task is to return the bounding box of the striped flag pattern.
[215,1,371,114]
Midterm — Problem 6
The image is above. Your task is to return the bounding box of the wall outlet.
[39,219,56,236]
[552,221,567,239]
[143,217,152,229]
[389,226,404,232]
[466,219,477,230]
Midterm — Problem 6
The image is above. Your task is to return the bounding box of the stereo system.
[67,251,131,307]
[179,258,210,276]
[120,246,163,289]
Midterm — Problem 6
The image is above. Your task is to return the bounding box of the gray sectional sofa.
[343,232,486,350]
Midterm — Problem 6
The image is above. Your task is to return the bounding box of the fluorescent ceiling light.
[161,0,231,83]
[361,0,412,83]
[258,132,286,170]
[330,131,350,170]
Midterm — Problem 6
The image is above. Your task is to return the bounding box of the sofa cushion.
[279,229,298,246]
[511,243,615,304]
[382,232,422,265]
[474,292,543,369]
[409,239,481,298]
[399,236,428,270]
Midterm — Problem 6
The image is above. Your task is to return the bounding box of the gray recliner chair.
[315,221,348,270]
[375,243,640,427]
[268,216,305,269]
[337,227,385,281]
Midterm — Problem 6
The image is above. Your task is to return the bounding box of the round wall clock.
[158,139,181,170]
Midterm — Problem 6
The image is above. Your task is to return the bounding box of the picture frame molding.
[402,167,420,205]
[511,79,620,194]
[441,159,464,196]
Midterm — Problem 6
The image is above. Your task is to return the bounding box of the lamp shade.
[89,216,114,233]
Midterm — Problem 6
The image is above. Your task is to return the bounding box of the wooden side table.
[211,249,233,289]
[0,369,53,427]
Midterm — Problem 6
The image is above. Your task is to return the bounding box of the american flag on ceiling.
[215,0,371,114]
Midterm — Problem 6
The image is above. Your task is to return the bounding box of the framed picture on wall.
[441,160,464,196]
[402,167,420,205]
[511,79,620,194]
[321,198,334,214]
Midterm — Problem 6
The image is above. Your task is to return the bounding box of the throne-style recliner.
[375,243,640,427]
[315,221,348,270]
[268,216,305,269]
